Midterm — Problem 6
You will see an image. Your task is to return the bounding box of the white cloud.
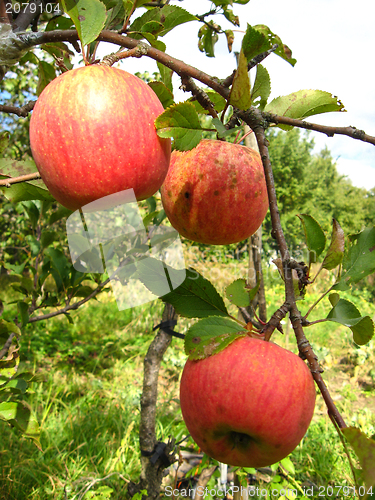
[335,158,375,190]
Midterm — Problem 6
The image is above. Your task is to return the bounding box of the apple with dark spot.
[160,139,269,245]
[179,336,316,467]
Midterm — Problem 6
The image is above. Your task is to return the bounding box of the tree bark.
[128,303,178,500]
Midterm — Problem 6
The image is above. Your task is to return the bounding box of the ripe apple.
[160,139,269,245]
[179,336,316,467]
[29,65,171,210]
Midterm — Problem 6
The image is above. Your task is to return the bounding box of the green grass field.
[1,252,374,499]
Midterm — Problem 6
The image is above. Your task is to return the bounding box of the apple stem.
[234,127,254,145]
[100,44,148,67]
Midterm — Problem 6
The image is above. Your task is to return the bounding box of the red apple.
[160,140,268,245]
[29,65,171,210]
[180,336,316,467]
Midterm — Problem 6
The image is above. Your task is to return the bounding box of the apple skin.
[160,140,269,245]
[179,336,316,467]
[29,65,171,210]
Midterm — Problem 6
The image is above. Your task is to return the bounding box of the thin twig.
[238,306,262,330]
[330,418,360,496]
[262,301,290,341]
[0,332,16,360]
[266,113,375,146]
[27,277,111,323]
[0,172,41,187]
[302,285,334,321]
[180,75,219,119]
[0,100,36,117]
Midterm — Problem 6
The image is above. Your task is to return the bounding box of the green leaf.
[142,210,159,229]
[0,158,55,203]
[190,90,227,115]
[242,24,270,62]
[70,285,95,298]
[22,201,40,230]
[0,275,22,301]
[251,64,271,110]
[0,131,9,155]
[327,297,374,345]
[104,1,125,30]
[46,15,75,31]
[198,23,219,58]
[297,214,326,263]
[342,427,375,493]
[156,62,173,93]
[129,5,197,38]
[226,279,250,307]
[225,29,234,53]
[185,316,247,360]
[45,248,70,292]
[60,0,107,47]
[334,227,375,290]
[0,355,20,382]
[252,24,296,66]
[139,32,166,52]
[49,206,73,225]
[155,102,203,151]
[229,49,251,110]
[141,20,164,36]
[17,301,29,327]
[135,257,186,298]
[222,6,239,27]
[159,268,229,319]
[40,230,58,249]
[135,0,150,7]
[0,320,20,337]
[11,275,33,295]
[0,378,28,394]
[322,219,345,270]
[265,90,345,129]
[211,118,241,139]
[0,401,41,450]
[328,292,340,307]
[280,457,295,475]
[226,278,260,307]
[148,81,174,109]
[36,60,56,96]
[25,235,41,257]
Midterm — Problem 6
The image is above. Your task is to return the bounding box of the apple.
[179,336,316,467]
[29,65,171,211]
[160,139,269,245]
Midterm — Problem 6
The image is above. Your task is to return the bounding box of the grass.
[1,249,375,499]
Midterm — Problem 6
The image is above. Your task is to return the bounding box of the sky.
[101,0,375,190]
